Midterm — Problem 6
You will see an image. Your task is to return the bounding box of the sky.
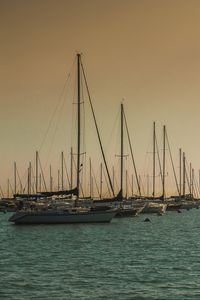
[1,0,200,197]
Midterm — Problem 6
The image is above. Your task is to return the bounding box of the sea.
[0,209,200,300]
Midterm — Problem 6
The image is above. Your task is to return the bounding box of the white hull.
[142,203,167,215]
[9,209,117,224]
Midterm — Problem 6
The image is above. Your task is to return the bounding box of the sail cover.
[14,187,78,199]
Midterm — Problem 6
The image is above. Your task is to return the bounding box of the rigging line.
[81,61,115,197]
[72,154,84,197]
[91,162,100,198]
[16,166,23,193]
[19,170,28,193]
[123,109,141,196]
[165,130,180,196]
[8,180,14,196]
[195,175,200,198]
[114,160,120,192]
[102,166,112,198]
[139,175,145,196]
[71,66,77,150]
[38,155,47,192]
[142,134,152,182]
[114,108,121,157]
[39,59,76,153]
[195,172,200,196]
[193,175,198,198]
[107,108,120,156]
[29,163,36,193]
[185,160,190,194]
[81,74,86,161]
[0,186,4,198]
[63,155,70,188]
[155,133,163,186]
[43,84,70,171]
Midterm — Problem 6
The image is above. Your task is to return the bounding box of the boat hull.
[9,209,117,225]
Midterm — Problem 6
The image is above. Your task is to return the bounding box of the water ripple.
[1,210,200,299]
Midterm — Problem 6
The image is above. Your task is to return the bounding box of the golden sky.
[1,0,200,196]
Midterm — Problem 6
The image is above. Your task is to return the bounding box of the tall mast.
[179,148,182,196]
[125,169,128,199]
[153,121,156,197]
[199,169,200,192]
[89,157,92,198]
[123,108,141,196]
[76,53,81,201]
[189,162,192,195]
[57,169,60,191]
[192,168,194,197]
[61,151,64,190]
[100,163,103,199]
[7,179,9,198]
[120,102,124,198]
[183,152,186,197]
[131,174,134,197]
[50,165,52,192]
[14,161,17,194]
[70,147,73,190]
[27,162,31,195]
[162,125,166,199]
[36,151,38,193]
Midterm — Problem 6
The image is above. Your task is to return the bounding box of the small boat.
[142,202,167,215]
[115,203,144,217]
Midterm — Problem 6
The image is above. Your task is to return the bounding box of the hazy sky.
[1,0,200,196]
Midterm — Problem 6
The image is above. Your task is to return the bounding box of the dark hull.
[9,209,117,225]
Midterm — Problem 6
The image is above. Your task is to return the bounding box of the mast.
[179,148,182,196]
[76,53,81,202]
[153,121,156,197]
[189,162,192,195]
[70,147,73,190]
[27,162,31,195]
[39,173,42,193]
[58,169,60,191]
[14,161,17,194]
[192,168,194,197]
[199,170,200,192]
[112,166,115,194]
[36,151,38,193]
[183,152,186,197]
[165,129,179,196]
[7,179,9,198]
[131,174,134,197]
[123,108,141,196]
[61,151,64,190]
[50,165,52,192]
[100,163,103,199]
[147,174,150,197]
[125,169,128,199]
[120,103,124,198]
[89,157,92,198]
[162,125,166,199]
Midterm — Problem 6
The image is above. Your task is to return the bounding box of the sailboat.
[9,54,117,224]
[114,103,144,217]
[141,123,167,215]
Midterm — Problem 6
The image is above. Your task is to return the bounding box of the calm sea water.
[1,209,200,300]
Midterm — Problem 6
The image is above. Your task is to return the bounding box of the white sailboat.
[9,54,117,224]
